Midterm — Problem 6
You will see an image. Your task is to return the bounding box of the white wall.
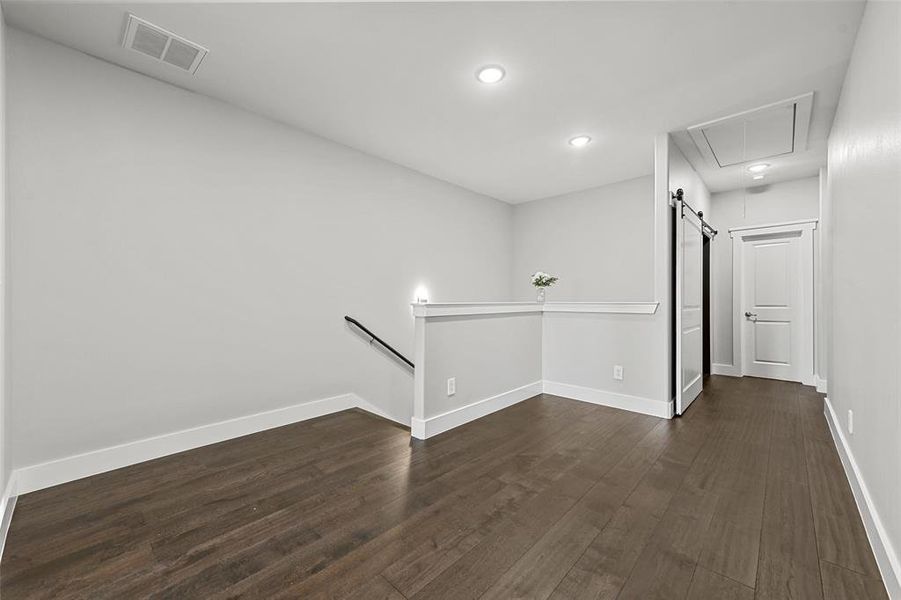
[825,1,901,594]
[6,30,514,469]
[411,302,666,439]
[708,176,820,367]
[420,313,541,419]
[0,10,9,506]
[511,168,673,410]
[511,176,654,301]
[542,311,667,414]
[668,141,711,219]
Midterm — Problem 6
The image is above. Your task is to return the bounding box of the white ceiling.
[4,1,864,202]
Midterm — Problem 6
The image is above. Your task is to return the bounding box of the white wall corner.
[711,363,742,377]
[410,418,426,440]
[653,133,671,303]
[814,375,828,394]
[824,398,901,599]
[352,394,410,428]
[543,380,673,419]
[412,381,542,440]
[412,314,427,426]
[0,472,18,563]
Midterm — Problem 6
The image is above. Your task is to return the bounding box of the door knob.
[744,311,758,320]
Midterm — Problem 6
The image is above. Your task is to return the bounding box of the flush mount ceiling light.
[747,163,770,173]
[568,135,592,148]
[752,174,765,180]
[476,65,505,84]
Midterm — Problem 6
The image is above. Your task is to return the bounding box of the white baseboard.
[815,375,828,394]
[14,392,405,496]
[411,381,542,440]
[711,363,741,377]
[824,397,900,598]
[0,472,18,563]
[543,381,673,419]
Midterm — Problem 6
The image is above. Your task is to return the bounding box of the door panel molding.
[730,220,817,385]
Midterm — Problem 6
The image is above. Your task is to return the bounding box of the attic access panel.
[688,93,813,168]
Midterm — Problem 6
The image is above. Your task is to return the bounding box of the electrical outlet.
[848,409,853,435]
[613,365,624,381]
[447,377,456,396]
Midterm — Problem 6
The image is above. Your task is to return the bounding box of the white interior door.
[741,233,802,381]
[676,201,703,415]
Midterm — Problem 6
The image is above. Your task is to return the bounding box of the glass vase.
[536,287,546,303]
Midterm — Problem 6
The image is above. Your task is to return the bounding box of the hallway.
[0,376,886,598]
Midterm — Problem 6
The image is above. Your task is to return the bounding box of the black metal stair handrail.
[344,316,414,369]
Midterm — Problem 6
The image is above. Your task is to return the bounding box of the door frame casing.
[729,219,817,385]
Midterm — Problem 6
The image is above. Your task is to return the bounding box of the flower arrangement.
[531,271,559,288]
[531,271,558,303]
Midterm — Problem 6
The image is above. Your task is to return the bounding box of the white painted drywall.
[708,177,820,366]
[510,172,672,409]
[511,176,654,301]
[653,135,676,406]
[421,313,541,419]
[0,10,9,504]
[542,312,661,403]
[668,141,711,219]
[6,30,514,469]
[825,1,901,594]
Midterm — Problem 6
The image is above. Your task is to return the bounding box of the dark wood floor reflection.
[0,376,888,599]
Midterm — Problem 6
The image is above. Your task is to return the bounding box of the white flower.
[530,271,559,288]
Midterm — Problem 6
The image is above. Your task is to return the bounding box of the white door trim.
[730,219,817,385]
[728,218,819,234]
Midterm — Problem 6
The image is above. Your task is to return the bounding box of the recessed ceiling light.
[569,135,592,148]
[747,163,770,173]
[752,174,765,180]
[476,65,505,84]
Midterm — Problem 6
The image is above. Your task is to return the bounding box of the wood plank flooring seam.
[687,561,759,594]
[383,574,410,600]
[751,386,777,596]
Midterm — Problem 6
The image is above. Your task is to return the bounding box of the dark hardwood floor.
[0,376,888,599]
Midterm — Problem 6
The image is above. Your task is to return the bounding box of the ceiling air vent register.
[687,93,814,168]
[122,14,207,74]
